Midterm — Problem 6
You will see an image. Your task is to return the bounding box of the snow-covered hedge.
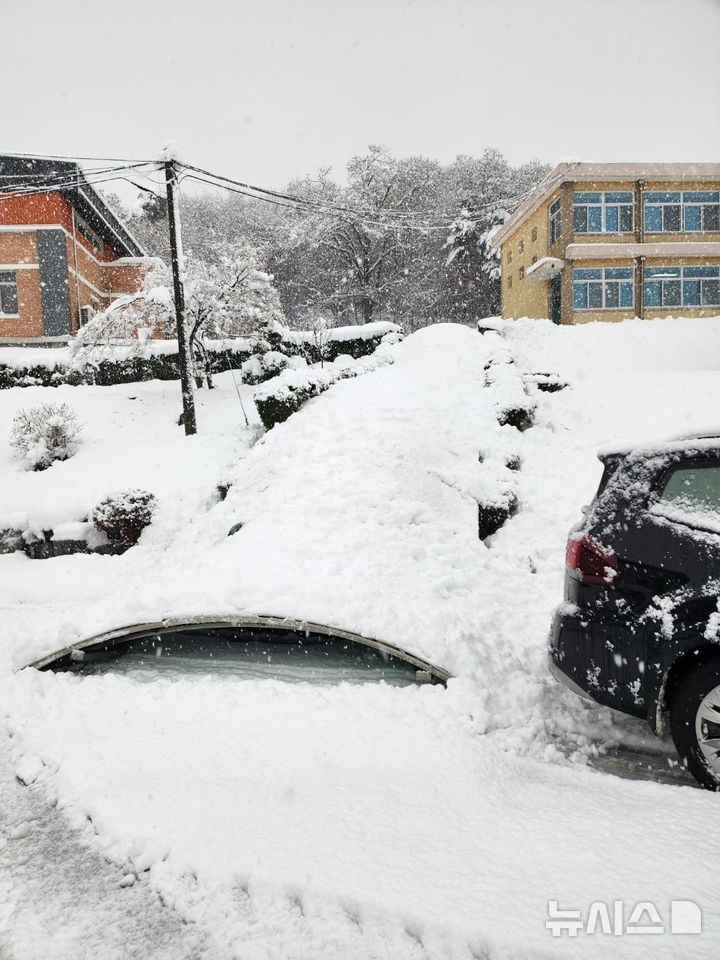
[484,345,536,431]
[0,340,255,390]
[240,350,304,385]
[254,350,395,431]
[0,322,403,389]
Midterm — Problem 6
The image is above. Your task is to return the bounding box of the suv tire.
[670,660,720,791]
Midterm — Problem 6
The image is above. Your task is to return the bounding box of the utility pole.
[164,159,197,436]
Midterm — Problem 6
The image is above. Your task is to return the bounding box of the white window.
[0,271,18,315]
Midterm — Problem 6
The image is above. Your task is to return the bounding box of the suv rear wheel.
[670,660,720,790]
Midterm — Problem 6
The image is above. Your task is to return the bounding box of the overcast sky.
[4,0,719,191]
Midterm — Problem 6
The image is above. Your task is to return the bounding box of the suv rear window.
[655,460,720,532]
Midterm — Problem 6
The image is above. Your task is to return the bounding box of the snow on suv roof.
[599,432,720,460]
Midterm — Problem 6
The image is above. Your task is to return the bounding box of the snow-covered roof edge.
[491,162,720,250]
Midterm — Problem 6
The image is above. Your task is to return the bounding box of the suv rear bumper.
[547,650,592,701]
[548,606,647,719]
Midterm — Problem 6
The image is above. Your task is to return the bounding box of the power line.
[182,162,438,220]
[0,150,155,164]
[0,152,533,235]
[180,162,527,225]
[182,170,527,234]
[0,163,161,199]
[0,164,158,255]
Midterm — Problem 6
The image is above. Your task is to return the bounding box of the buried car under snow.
[31,615,451,687]
[549,432,720,790]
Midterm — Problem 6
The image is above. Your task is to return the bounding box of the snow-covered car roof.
[598,432,720,460]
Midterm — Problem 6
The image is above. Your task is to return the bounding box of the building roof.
[0,155,146,257]
[491,161,720,249]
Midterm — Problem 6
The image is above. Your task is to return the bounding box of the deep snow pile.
[0,324,529,674]
[2,317,720,959]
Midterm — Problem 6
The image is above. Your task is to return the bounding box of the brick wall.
[0,192,149,340]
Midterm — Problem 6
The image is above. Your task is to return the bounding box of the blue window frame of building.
[644,191,720,233]
[573,267,634,311]
[644,265,720,308]
[549,198,562,243]
[573,191,634,234]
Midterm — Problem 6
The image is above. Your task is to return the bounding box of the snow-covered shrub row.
[483,342,536,432]
[9,402,82,471]
[254,350,395,431]
[0,322,402,390]
[240,350,304,385]
[471,332,534,538]
[0,340,256,390]
[314,321,402,363]
[254,371,328,431]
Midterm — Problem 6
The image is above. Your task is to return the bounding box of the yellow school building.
[491,162,720,324]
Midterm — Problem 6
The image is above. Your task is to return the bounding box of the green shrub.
[91,489,157,546]
[255,380,327,431]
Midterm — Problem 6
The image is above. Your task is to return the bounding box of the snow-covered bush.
[240,350,302,386]
[91,490,157,546]
[9,402,82,471]
[484,348,536,432]
[477,492,518,540]
[497,405,535,431]
[254,347,396,431]
[254,371,329,431]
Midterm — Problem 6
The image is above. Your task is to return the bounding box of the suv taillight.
[566,535,619,586]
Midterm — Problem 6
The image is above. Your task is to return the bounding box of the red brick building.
[0,156,149,344]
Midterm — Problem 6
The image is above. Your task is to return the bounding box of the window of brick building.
[74,213,104,253]
[508,275,513,289]
[531,226,538,242]
[507,248,513,264]
[519,266,525,279]
[519,239,524,253]
[0,271,18,316]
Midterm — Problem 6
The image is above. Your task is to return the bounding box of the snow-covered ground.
[0,375,259,539]
[2,317,720,959]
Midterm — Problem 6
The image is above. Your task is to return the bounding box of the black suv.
[549,435,720,789]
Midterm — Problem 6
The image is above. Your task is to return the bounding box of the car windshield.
[48,626,427,687]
